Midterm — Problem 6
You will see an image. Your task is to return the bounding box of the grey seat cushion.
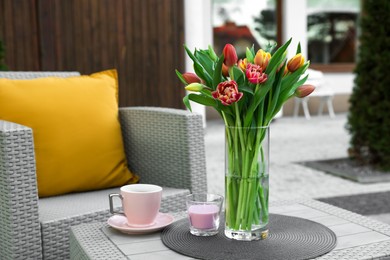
[39,186,190,223]
[38,186,190,259]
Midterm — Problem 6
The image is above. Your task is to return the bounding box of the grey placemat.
[161,214,337,260]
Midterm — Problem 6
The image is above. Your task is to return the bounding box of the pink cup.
[109,184,162,227]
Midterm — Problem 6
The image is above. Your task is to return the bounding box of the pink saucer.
[107,213,174,234]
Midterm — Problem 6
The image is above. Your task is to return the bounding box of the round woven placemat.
[161,214,337,260]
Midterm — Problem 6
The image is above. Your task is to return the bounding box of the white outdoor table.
[70,199,390,260]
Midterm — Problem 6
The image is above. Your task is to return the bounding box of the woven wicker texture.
[119,107,207,194]
[0,71,80,79]
[39,187,190,259]
[70,223,128,260]
[1,70,207,260]
[162,213,337,260]
[0,121,42,260]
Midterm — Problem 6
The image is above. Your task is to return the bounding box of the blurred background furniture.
[293,69,335,119]
[0,71,207,260]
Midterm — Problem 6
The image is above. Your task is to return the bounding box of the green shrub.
[347,0,390,170]
[0,39,8,71]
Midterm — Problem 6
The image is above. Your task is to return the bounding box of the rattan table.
[70,199,390,260]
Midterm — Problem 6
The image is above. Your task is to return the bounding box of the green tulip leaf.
[208,45,218,62]
[212,55,224,90]
[194,62,212,87]
[200,89,213,98]
[239,85,254,95]
[175,69,187,85]
[265,38,291,74]
[188,93,216,107]
[296,42,302,54]
[183,95,192,112]
[184,45,199,64]
[196,49,215,77]
[232,66,244,84]
[246,47,254,63]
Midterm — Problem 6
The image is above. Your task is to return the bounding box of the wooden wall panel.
[0,0,40,70]
[0,0,185,109]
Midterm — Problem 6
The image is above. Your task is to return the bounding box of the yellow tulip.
[254,49,271,70]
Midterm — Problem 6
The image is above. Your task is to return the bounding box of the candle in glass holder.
[188,204,219,229]
[186,194,223,236]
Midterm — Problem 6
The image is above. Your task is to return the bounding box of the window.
[212,0,278,59]
[307,0,360,71]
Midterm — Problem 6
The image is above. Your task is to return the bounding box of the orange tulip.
[287,53,305,72]
[254,49,271,70]
[238,58,248,72]
[222,63,229,77]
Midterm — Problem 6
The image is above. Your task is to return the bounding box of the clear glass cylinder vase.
[224,125,269,241]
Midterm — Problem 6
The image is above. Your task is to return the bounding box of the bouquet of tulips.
[177,38,314,238]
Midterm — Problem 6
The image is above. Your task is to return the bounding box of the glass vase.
[224,125,269,241]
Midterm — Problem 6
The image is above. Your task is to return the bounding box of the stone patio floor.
[204,113,390,224]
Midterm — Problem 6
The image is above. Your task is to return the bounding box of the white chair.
[293,69,335,119]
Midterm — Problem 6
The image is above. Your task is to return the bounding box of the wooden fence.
[0,0,185,108]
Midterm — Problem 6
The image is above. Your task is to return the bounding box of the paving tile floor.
[204,113,390,224]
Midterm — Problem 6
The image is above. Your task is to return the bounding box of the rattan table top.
[70,199,390,260]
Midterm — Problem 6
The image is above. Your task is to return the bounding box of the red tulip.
[246,63,268,84]
[212,80,243,106]
[295,84,315,98]
[182,72,201,84]
[223,44,238,67]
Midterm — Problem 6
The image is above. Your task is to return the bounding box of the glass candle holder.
[186,193,223,236]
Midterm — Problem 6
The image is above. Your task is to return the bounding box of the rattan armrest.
[0,120,42,259]
[119,107,207,194]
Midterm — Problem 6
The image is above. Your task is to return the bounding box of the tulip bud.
[287,53,305,72]
[223,44,238,67]
[295,84,315,98]
[208,45,218,62]
[222,63,229,77]
[185,83,204,92]
[182,72,201,84]
[254,49,271,70]
[238,58,248,72]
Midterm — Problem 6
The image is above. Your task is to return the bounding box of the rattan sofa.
[0,72,207,260]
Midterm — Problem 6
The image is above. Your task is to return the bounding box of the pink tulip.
[295,84,315,98]
[182,72,201,84]
[287,54,305,72]
[223,44,238,67]
[212,80,243,106]
[246,63,268,84]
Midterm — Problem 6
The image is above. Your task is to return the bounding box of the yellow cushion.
[0,69,138,197]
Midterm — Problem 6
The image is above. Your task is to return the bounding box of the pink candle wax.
[188,204,219,229]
